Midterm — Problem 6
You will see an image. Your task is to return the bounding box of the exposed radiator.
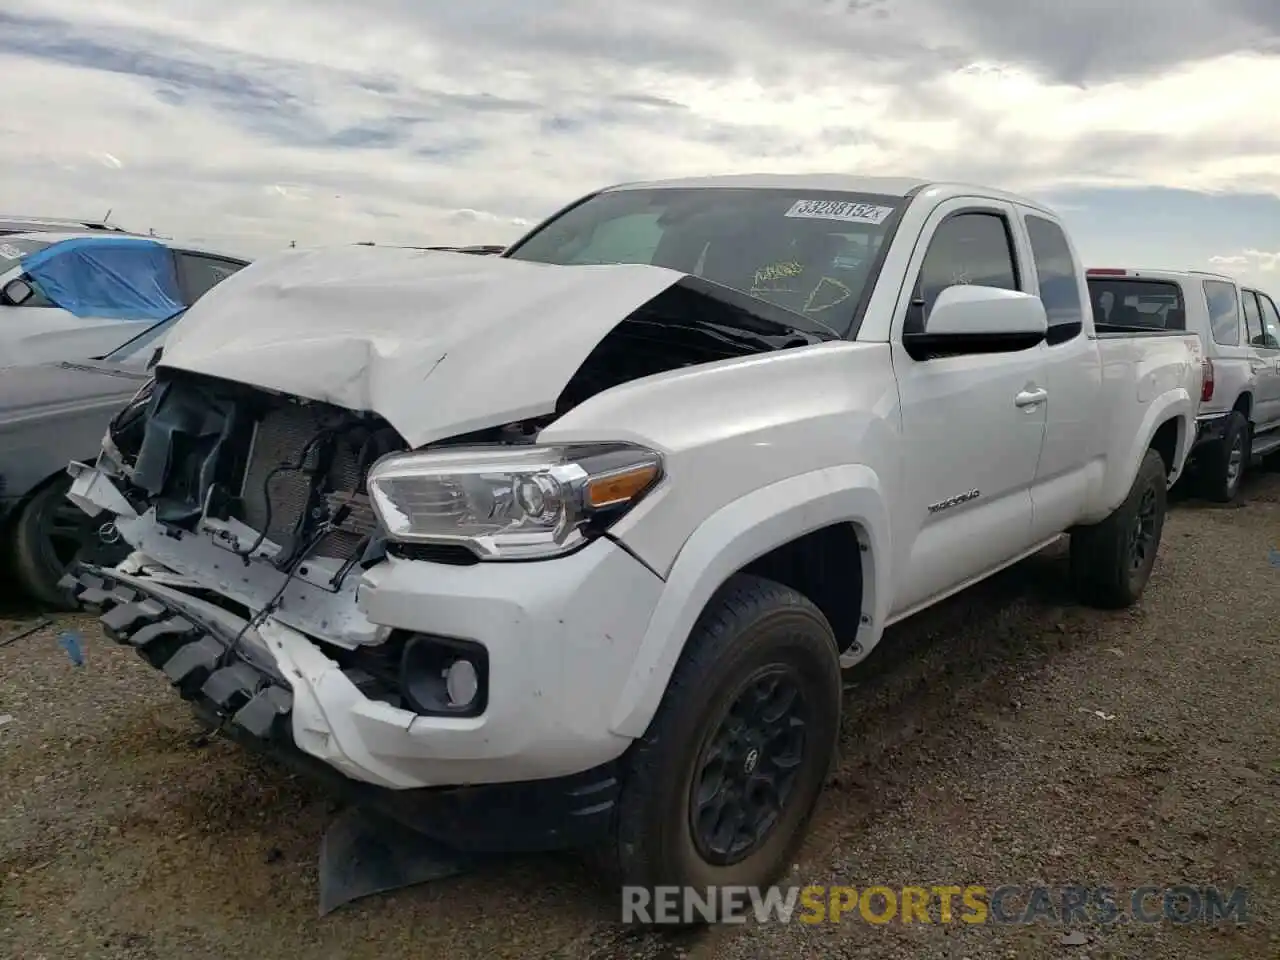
[236,401,380,561]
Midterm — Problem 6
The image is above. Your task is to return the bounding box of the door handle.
[1015,387,1048,407]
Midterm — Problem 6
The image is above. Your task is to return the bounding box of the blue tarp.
[21,236,184,321]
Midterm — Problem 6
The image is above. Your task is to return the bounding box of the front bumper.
[59,563,629,854]
[66,460,669,794]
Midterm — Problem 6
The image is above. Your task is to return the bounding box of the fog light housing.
[399,634,489,718]
[444,659,479,707]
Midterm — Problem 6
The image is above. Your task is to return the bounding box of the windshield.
[0,237,53,267]
[103,308,187,363]
[506,187,904,336]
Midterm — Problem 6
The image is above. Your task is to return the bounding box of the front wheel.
[1069,448,1168,609]
[603,574,842,912]
[9,474,127,609]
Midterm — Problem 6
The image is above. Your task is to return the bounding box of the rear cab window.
[1202,279,1241,346]
[1024,214,1083,344]
[1086,276,1187,332]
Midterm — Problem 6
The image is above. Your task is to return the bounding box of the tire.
[602,573,842,913]
[9,474,124,610]
[1197,411,1249,503]
[1069,448,1167,609]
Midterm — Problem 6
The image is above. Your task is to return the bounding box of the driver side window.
[905,212,1020,335]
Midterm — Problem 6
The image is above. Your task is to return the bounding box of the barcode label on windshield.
[785,199,895,225]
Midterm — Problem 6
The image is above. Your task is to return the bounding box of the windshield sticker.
[785,199,895,225]
[0,243,24,259]
[752,259,803,286]
[803,276,852,314]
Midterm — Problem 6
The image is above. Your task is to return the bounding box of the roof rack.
[1089,267,1238,283]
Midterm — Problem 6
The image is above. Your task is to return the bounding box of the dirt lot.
[2,468,1278,960]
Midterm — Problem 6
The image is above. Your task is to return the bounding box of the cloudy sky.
[1,1,1277,292]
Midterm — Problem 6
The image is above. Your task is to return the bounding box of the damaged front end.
[67,265,838,656]
[60,366,635,889]
[62,370,423,740]
[61,259,839,766]
[76,370,410,647]
[58,250,841,910]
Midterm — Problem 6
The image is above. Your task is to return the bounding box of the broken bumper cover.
[1191,412,1230,451]
[58,564,624,854]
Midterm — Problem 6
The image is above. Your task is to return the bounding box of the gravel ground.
[2,467,1278,960]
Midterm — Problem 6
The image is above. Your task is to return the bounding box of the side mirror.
[146,345,163,370]
[1,278,33,306]
[904,284,1047,361]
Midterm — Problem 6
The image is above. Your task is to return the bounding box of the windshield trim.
[504,184,918,339]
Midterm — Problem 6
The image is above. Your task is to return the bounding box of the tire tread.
[598,573,841,895]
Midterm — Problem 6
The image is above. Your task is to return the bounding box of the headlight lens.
[366,442,663,560]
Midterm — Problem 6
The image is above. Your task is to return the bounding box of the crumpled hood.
[0,359,147,427]
[157,246,687,447]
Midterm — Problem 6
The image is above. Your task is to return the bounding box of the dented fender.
[607,465,890,739]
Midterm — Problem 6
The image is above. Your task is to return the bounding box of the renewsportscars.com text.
[621,884,1251,925]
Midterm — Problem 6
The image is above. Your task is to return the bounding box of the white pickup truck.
[61,175,1203,903]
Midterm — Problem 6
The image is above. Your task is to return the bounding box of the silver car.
[0,232,248,367]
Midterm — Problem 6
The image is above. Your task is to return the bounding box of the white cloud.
[0,3,1278,260]
[1210,249,1280,289]
[1242,249,1280,271]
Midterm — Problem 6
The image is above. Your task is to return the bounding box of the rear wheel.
[602,574,842,916]
[1070,448,1167,609]
[1197,411,1249,503]
[9,474,126,609]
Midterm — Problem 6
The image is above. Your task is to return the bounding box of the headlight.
[98,376,155,478]
[96,430,126,476]
[366,442,663,560]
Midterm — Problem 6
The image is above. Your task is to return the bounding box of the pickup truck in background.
[1087,268,1280,501]
[61,176,1203,907]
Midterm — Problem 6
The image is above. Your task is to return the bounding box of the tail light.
[1201,358,1215,402]
[1087,268,1128,276]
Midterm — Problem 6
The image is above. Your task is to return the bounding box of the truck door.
[1247,290,1280,431]
[888,199,1048,615]
[1020,212,1104,541]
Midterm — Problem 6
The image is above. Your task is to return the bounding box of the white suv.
[1087,268,1280,501]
